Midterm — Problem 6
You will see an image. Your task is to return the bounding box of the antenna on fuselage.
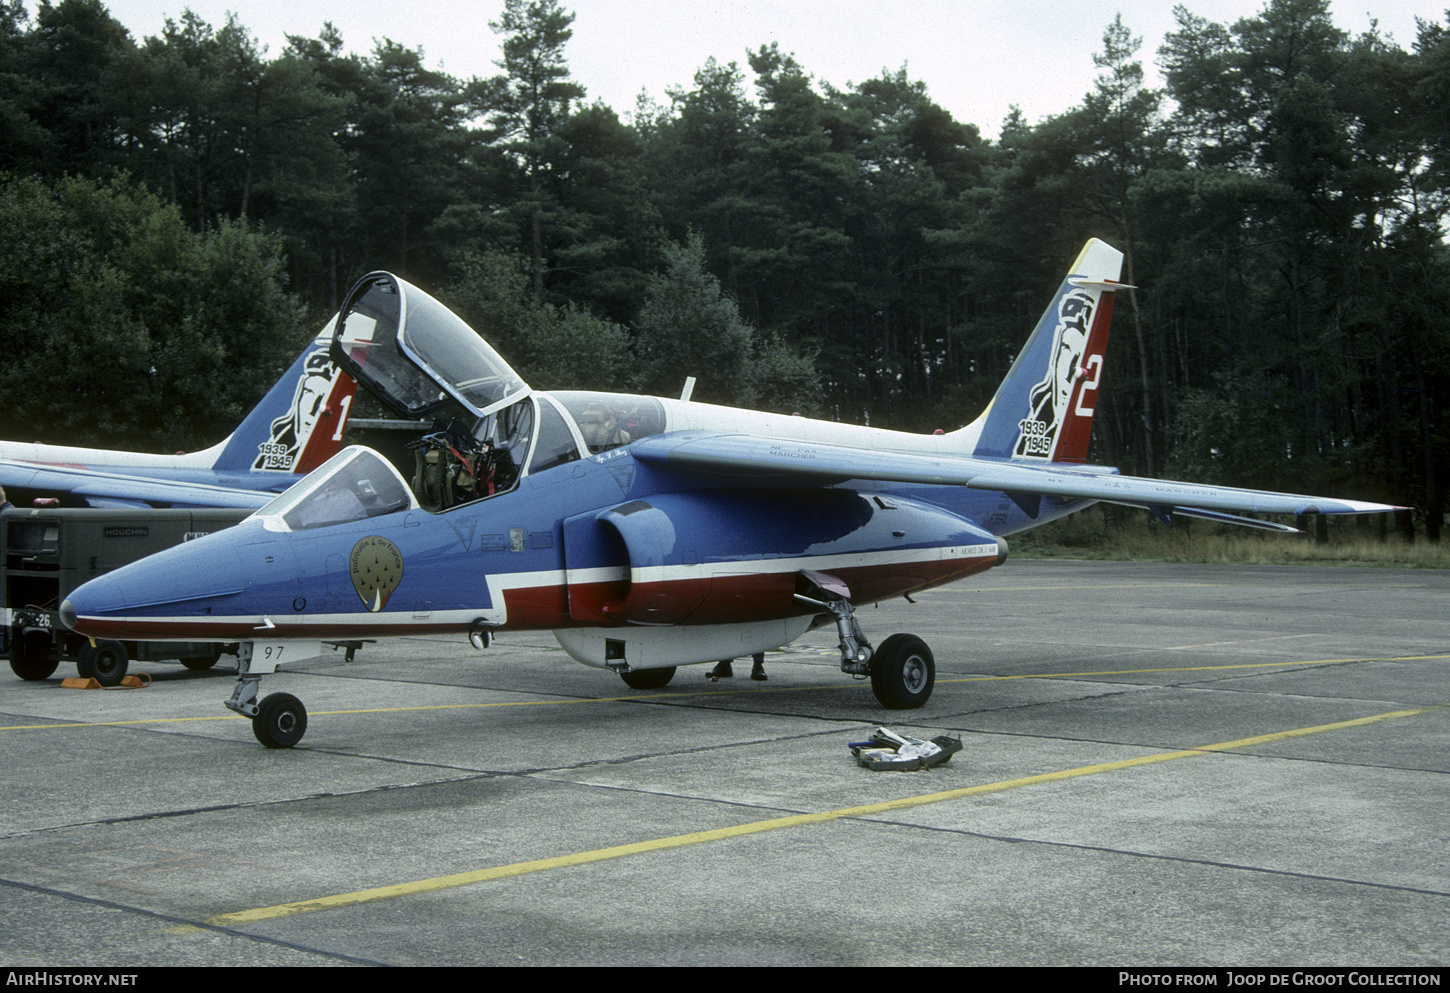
[680,377,696,402]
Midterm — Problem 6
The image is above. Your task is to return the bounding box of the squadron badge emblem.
[349,536,403,612]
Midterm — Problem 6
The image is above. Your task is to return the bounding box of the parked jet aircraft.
[60,240,1400,747]
[0,327,356,510]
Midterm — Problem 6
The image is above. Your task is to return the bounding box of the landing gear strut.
[223,641,322,749]
[795,575,935,710]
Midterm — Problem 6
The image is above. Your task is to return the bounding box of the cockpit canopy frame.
[329,271,531,421]
[254,446,416,532]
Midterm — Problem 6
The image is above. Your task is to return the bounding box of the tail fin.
[963,239,1125,463]
[213,322,357,473]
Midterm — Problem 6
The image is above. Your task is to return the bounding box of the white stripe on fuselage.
[79,542,1001,636]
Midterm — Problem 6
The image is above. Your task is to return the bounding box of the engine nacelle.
[561,489,1003,629]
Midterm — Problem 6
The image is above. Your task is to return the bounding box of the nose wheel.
[252,692,308,749]
[76,640,129,687]
[224,641,327,748]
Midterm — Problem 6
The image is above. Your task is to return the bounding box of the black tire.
[179,652,220,671]
[619,666,676,690]
[870,634,935,710]
[75,641,129,687]
[253,692,307,748]
[9,630,59,681]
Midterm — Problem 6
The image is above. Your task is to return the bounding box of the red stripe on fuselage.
[69,551,1002,642]
[518,550,1002,628]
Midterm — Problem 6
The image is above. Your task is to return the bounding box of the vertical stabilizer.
[213,325,357,473]
[966,239,1124,463]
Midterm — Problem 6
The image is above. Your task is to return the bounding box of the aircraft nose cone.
[60,573,129,636]
[59,528,264,641]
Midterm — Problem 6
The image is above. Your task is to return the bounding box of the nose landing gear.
[224,641,326,749]
[252,691,308,749]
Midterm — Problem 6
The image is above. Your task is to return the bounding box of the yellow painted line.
[0,715,246,730]
[6,655,1449,733]
[207,703,1446,927]
[935,582,1226,589]
[944,660,1378,683]
[921,582,1428,595]
[938,653,1450,685]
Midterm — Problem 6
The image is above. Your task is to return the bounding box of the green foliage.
[0,172,306,451]
[633,231,758,404]
[2,0,1449,534]
[443,249,633,391]
[1012,504,1450,568]
[487,0,589,305]
[629,231,820,412]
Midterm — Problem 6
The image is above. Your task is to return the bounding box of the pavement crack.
[0,875,392,965]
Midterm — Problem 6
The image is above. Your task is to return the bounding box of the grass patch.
[1010,505,1450,568]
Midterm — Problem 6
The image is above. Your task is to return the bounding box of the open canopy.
[329,272,530,421]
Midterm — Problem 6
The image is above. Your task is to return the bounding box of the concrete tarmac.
[2,559,1447,967]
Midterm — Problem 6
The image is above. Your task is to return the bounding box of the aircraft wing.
[631,433,1400,521]
[0,460,276,510]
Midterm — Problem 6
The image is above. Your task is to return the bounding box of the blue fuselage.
[60,442,1071,648]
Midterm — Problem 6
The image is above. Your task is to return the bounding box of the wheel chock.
[60,674,152,690]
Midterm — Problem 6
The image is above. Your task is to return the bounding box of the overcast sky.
[95,0,1445,139]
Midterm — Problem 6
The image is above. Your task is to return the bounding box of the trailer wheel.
[180,652,220,671]
[76,641,129,687]
[9,630,59,681]
[252,692,307,749]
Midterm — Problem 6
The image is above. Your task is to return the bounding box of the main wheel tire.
[252,692,307,749]
[870,634,935,710]
[179,652,220,671]
[9,630,60,681]
[619,666,676,690]
[75,641,129,687]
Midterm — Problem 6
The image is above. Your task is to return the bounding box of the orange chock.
[60,674,151,689]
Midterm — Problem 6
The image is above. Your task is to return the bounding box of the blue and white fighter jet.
[60,240,1401,747]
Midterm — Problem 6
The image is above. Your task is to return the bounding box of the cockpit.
[259,446,415,531]
[312,271,669,519]
[404,391,667,512]
[330,272,529,422]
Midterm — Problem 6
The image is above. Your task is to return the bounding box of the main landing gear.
[795,578,936,710]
